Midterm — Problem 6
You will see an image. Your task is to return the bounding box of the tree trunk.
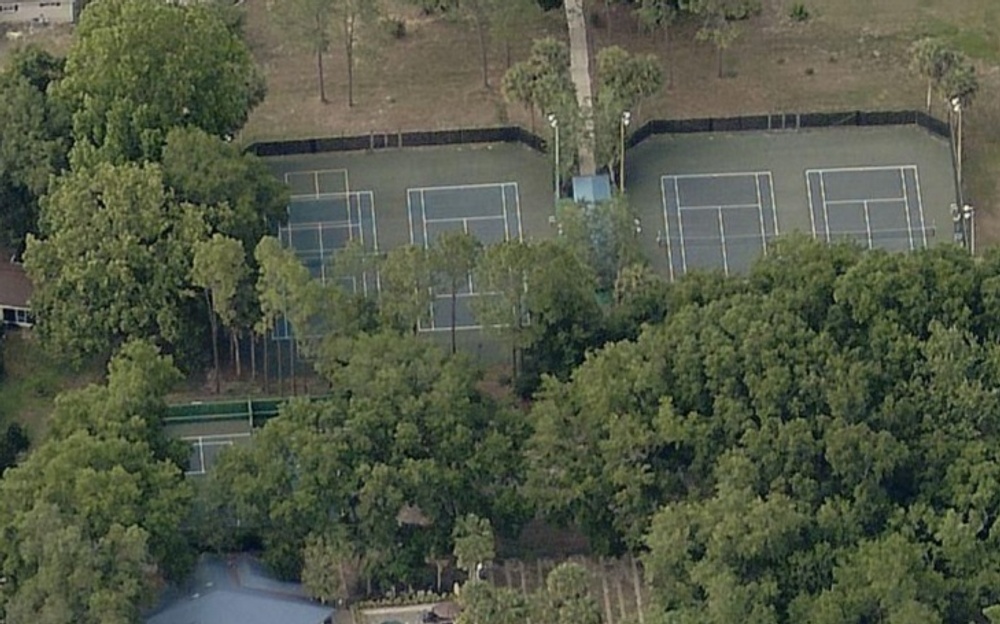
[604,0,612,34]
[665,25,674,89]
[450,285,458,354]
[250,331,257,382]
[926,78,933,113]
[477,19,489,88]
[276,335,284,395]
[207,290,220,395]
[263,331,270,393]
[317,47,327,103]
[717,44,723,78]
[233,331,242,378]
[290,338,297,395]
[346,36,355,107]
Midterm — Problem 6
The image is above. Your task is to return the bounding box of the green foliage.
[523,239,1000,621]
[161,126,288,256]
[0,341,191,622]
[377,245,434,333]
[57,0,264,163]
[452,514,495,576]
[24,162,207,363]
[909,37,965,112]
[431,231,482,354]
[536,562,602,624]
[210,331,530,586]
[788,2,809,22]
[0,423,29,476]
[0,49,69,250]
[456,581,528,624]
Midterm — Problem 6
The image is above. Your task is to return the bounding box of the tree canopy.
[57,0,264,163]
[0,341,191,623]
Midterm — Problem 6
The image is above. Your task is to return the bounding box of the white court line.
[289,191,358,201]
[313,171,319,196]
[462,219,475,293]
[369,192,380,254]
[180,433,252,442]
[673,177,688,274]
[426,215,507,224]
[409,182,517,193]
[678,203,762,212]
[768,173,780,235]
[900,169,914,250]
[824,197,906,206]
[862,201,874,249]
[662,170,772,180]
[718,208,730,276]
[804,165,915,175]
[318,221,327,286]
[819,172,832,243]
[501,184,510,241]
[406,190,416,245]
[912,167,928,248]
[804,172,817,238]
[199,440,206,474]
[513,184,524,241]
[754,175,767,255]
[282,220,354,231]
[421,189,430,251]
[660,179,675,282]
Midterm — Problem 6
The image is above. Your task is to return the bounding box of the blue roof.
[572,175,612,203]
[145,555,333,624]
[147,590,333,624]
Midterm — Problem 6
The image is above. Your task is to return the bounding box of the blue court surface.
[407,182,522,331]
[806,165,930,251]
[660,171,779,279]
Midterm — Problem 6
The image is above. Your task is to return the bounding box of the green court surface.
[266,143,555,254]
[625,125,957,279]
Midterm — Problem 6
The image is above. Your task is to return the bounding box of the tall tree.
[635,0,679,88]
[56,0,265,162]
[452,513,495,578]
[0,48,69,251]
[191,234,248,393]
[909,38,961,113]
[501,36,576,132]
[470,240,533,376]
[378,244,434,333]
[535,562,603,624]
[0,341,192,623]
[430,231,481,354]
[24,163,207,363]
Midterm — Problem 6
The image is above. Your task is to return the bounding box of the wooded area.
[0,0,997,622]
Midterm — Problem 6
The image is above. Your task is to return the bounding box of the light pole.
[547,113,560,205]
[619,110,632,193]
[951,97,963,193]
[963,203,975,255]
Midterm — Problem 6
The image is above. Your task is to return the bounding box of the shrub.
[789,3,811,22]
[383,17,406,39]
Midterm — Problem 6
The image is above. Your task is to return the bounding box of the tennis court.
[274,168,380,340]
[627,126,957,279]
[407,182,523,331]
[183,432,252,476]
[806,165,929,251]
[660,171,778,279]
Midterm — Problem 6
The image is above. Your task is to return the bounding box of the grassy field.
[0,331,102,442]
[236,0,1000,244]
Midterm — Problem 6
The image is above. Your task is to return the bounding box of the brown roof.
[0,254,32,308]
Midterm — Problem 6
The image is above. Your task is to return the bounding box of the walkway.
[564,0,597,175]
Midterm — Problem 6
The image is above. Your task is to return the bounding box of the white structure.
[0,0,75,25]
[0,253,32,328]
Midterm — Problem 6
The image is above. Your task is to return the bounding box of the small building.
[145,554,334,624]
[0,0,74,25]
[0,253,32,328]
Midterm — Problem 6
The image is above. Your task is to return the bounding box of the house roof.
[145,555,333,624]
[0,251,31,309]
[572,175,612,204]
